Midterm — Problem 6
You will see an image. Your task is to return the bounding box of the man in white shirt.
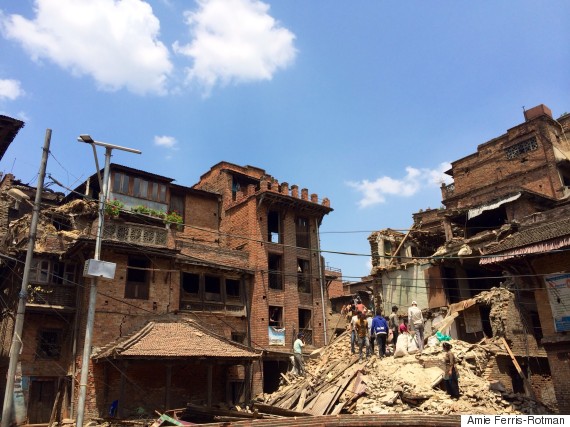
[408,301,425,352]
[293,333,305,376]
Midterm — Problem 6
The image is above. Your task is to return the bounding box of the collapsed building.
[258,304,554,418]
[368,104,570,413]
[0,156,335,423]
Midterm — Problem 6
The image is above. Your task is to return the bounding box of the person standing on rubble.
[442,342,460,399]
[356,297,367,314]
[355,311,370,361]
[293,333,305,376]
[371,311,389,358]
[350,310,360,354]
[388,305,400,349]
[408,301,425,352]
[366,311,375,354]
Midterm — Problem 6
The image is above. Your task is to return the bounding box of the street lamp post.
[75,135,140,427]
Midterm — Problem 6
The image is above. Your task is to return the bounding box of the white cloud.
[173,0,296,94]
[0,79,24,100]
[1,0,173,95]
[154,135,178,149]
[348,162,452,208]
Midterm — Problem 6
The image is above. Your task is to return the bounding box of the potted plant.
[105,199,124,218]
[165,211,183,230]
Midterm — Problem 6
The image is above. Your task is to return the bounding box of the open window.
[125,257,150,300]
[297,259,311,293]
[296,217,310,248]
[269,306,283,328]
[267,211,282,243]
[204,275,222,302]
[226,278,241,300]
[299,309,312,345]
[36,329,63,359]
[231,332,246,344]
[268,253,283,290]
[181,272,200,297]
[180,272,245,313]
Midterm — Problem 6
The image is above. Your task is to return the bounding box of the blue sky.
[0,0,568,281]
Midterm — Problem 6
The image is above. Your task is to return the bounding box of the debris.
[256,327,553,416]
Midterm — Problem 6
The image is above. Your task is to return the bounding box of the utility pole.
[75,135,140,427]
[1,129,52,427]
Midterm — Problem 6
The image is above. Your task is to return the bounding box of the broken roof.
[481,216,570,264]
[93,320,261,360]
[0,115,25,161]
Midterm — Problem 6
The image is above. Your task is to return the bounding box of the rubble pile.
[257,330,552,416]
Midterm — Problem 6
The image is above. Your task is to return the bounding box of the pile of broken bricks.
[256,330,553,416]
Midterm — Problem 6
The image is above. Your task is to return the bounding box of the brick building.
[369,105,570,412]
[192,162,332,392]
[0,161,332,422]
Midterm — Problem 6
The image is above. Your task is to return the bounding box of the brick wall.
[498,291,544,356]
[527,252,570,414]
[194,163,332,395]
[484,355,557,410]
[326,270,344,299]
[16,313,73,378]
[444,116,569,211]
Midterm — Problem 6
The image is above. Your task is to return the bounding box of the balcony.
[180,299,246,317]
[27,283,76,309]
[103,221,168,247]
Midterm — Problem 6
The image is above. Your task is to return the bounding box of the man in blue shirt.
[293,333,305,376]
[371,311,389,358]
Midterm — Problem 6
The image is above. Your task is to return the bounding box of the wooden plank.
[295,388,307,413]
[500,337,536,399]
[48,378,63,427]
[280,372,291,385]
[330,401,345,415]
[437,312,459,332]
[388,225,414,267]
[266,382,294,405]
[306,363,362,416]
[278,380,308,409]
[253,402,310,417]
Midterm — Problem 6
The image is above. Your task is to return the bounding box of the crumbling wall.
[484,355,557,412]
[476,288,543,356]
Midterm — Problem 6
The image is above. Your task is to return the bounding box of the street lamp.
[75,135,141,427]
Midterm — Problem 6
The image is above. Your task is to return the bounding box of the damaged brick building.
[0,152,332,422]
[369,104,570,413]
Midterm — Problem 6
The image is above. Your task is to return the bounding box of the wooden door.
[28,379,56,424]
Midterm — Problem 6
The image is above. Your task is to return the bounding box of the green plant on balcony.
[131,205,183,228]
[105,199,124,218]
[165,211,183,225]
[131,205,166,219]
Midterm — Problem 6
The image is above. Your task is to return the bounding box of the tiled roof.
[484,216,570,254]
[92,320,261,360]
